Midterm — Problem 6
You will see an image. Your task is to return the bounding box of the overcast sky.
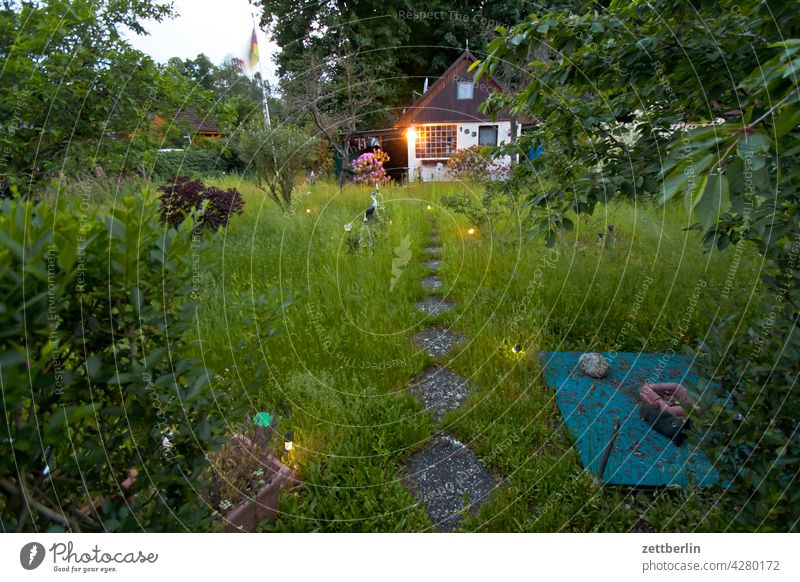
[124,0,279,84]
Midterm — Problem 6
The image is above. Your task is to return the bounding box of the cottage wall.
[407,121,518,182]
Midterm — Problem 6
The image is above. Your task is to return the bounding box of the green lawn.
[192,177,762,532]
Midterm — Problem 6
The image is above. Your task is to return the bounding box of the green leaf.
[46,404,98,433]
[737,131,771,171]
[773,103,800,137]
[693,174,730,233]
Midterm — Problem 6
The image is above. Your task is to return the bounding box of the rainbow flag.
[247,27,259,70]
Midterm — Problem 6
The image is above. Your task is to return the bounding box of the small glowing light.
[406,127,416,140]
[284,432,294,451]
[306,208,311,214]
[427,204,432,210]
[467,227,476,235]
[512,344,523,354]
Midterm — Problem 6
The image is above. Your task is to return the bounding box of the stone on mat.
[420,274,443,292]
[411,325,463,357]
[578,352,609,378]
[423,258,441,270]
[409,365,471,419]
[415,297,455,316]
[403,434,495,531]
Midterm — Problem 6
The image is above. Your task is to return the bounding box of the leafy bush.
[0,193,248,532]
[446,145,492,182]
[234,123,318,211]
[446,145,510,182]
[351,149,390,185]
[158,176,245,231]
[149,148,228,179]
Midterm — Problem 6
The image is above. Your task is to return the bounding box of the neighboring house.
[349,49,521,182]
[151,110,223,143]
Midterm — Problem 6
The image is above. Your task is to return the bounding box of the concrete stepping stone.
[403,434,495,531]
[411,325,463,358]
[423,258,441,271]
[423,245,442,255]
[420,274,443,292]
[415,297,455,316]
[429,236,441,245]
[409,365,471,419]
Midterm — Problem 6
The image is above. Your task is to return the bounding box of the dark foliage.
[158,176,245,231]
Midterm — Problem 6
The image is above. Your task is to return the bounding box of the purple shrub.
[158,176,245,230]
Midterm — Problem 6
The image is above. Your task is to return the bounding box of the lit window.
[478,125,498,146]
[415,125,457,159]
[456,81,474,100]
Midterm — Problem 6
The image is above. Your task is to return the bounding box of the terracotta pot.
[223,457,293,533]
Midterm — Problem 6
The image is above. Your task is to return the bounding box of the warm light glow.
[427,204,432,210]
[284,441,293,451]
[406,127,416,140]
[467,227,476,235]
[306,208,311,214]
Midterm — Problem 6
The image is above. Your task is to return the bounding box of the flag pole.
[252,13,271,128]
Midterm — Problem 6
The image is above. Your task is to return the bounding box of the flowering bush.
[351,149,391,185]
[446,145,510,182]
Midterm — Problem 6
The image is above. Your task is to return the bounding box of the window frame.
[414,124,458,160]
[478,125,498,147]
[456,80,474,101]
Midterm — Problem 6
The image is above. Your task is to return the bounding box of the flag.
[247,27,259,70]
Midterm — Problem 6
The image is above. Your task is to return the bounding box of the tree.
[235,123,318,211]
[167,54,275,129]
[282,46,384,189]
[255,0,538,123]
[476,0,800,530]
[0,0,178,192]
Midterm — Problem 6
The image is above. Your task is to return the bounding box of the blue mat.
[540,351,718,487]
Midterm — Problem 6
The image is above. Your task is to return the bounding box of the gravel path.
[415,297,456,316]
[411,325,464,357]
[403,434,496,531]
[402,221,495,531]
[409,365,471,419]
[420,274,443,292]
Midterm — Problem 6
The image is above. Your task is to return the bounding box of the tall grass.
[190,177,761,532]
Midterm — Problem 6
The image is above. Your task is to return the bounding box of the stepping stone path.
[420,274,443,292]
[411,324,462,357]
[415,297,456,316]
[409,365,471,419]
[402,434,495,532]
[402,220,496,531]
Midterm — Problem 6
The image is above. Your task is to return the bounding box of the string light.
[306,208,311,214]
[467,227,476,235]
[284,432,294,451]
[512,344,523,354]
[427,204,432,210]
